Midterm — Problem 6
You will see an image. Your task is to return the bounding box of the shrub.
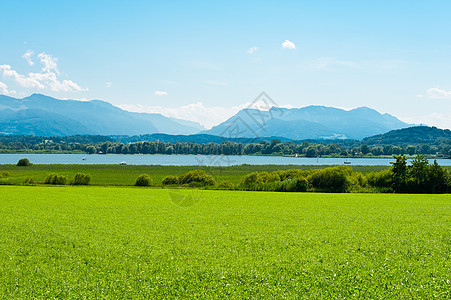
[239,171,280,189]
[178,170,216,186]
[273,169,308,181]
[239,172,259,187]
[162,175,179,185]
[281,177,308,192]
[366,169,392,189]
[23,177,34,185]
[307,166,352,192]
[0,171,10,178]
[135,174,152,186]
[72,173,91,185]
[17,158,32,166]
[44,173,68,185]
[256,172,280,183]
[218,180,234,190]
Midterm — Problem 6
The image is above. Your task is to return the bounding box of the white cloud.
[22,50,34,66]
[282,40,296,49]
[0,64,45,89]
[401,112,451,129]
[38,52,59,74]
[247,46,259,54]
[425,87,451,99]
[106,81,112,88]
[0,52,87,92]
[154,90,168,96]
[0,81,16,95]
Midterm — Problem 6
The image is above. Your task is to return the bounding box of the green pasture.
[0,164,389,186]
[0,186,449,298]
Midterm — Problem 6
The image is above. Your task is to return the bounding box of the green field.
[0,186,449,298]
[0,164,390,186]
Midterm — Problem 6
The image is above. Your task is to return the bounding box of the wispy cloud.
[0,64,45,89]
[0,51,87,92]
[38,53,59,74]
[106,81,112,88]
[154,90,168,96]
[282,40,296,49]
[22,50,34,66]
[0,81,16,95]
[401,112,451,129]
[425,87,451,99]
[247,46,259,54]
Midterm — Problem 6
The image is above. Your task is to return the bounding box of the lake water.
[1,154,450,166]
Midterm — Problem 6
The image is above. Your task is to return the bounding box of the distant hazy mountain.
[0,94,204,136]
[204,106,409,140]
[362,126,451,145]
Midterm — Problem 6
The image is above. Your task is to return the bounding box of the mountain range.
[0,94,204,136]
[0,94,411,139]
[204,106,410,140]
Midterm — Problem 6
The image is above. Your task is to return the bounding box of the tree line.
[1,139,450,157]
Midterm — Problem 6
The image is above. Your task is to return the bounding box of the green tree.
[86,146,96,154]
[16,158,32,166]
[407,155,429,193]
[428,160,450,193]
[135,174,152,186]
[390,155,408,193]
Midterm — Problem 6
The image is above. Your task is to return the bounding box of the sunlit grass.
[0,186,449,298]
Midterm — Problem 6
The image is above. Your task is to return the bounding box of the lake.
[1,154,450,166]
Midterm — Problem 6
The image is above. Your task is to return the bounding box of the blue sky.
[1,0,451,128]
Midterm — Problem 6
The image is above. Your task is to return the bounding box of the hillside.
[0,94,204,136]
[204,106,409,140]
[362,126,451,145]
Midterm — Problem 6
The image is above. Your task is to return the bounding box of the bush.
[162,175,179,185]
[135,174,152,186]
[0,171,10,178]
[218,180,234,190]
[72,173,91,185]
[23,177,34,185]
[17,158,32,166]
[239,172,259,187]
[366,169,392,189]
[273,169,309,181]
[178,170,216,186]
[239,171,280,189]
[239,171,308,192]
[281,178,308,192]
[308,166,352,192]
[44,173,68,185]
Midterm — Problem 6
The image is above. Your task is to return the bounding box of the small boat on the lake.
[344,159,351,164]
[119,161,127,165]
[82,156,87,161]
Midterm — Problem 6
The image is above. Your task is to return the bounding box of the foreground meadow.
[0,186,449,298]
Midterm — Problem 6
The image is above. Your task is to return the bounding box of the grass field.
[0,186,449,298]
[0,164,390,186]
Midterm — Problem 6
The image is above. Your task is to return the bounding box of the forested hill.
[362,126,451,145]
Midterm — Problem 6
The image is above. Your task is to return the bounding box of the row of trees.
[1,139,450,157]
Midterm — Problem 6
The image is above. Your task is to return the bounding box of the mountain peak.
[205,105,409,140]
[0,94,203,136]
